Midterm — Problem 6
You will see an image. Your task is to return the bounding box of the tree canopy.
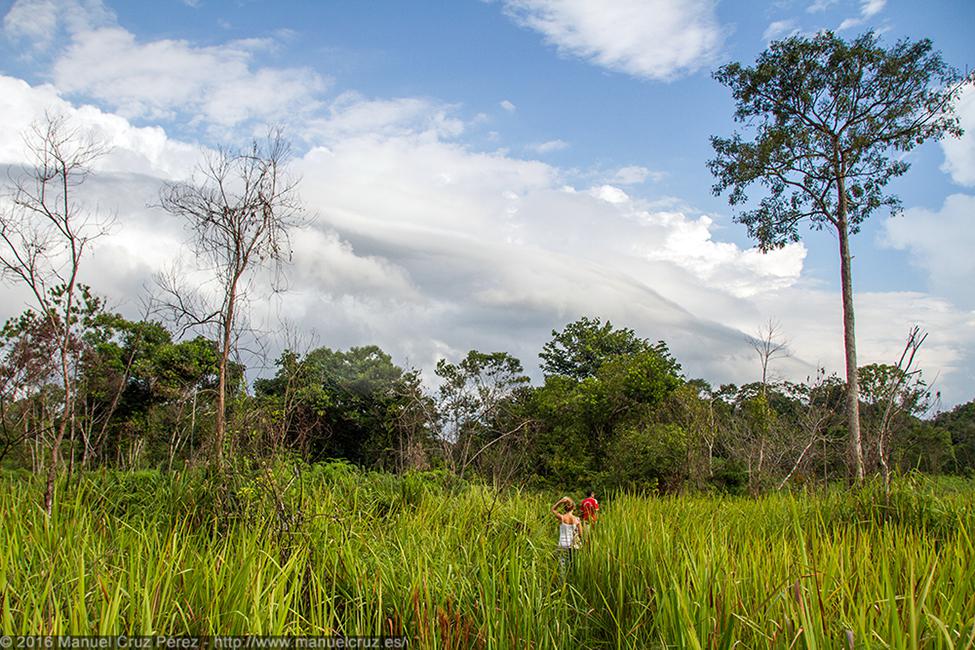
[709,31,967,248]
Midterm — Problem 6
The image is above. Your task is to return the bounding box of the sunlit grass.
[1,467,973,648]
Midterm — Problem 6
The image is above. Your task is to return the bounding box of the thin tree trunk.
[215,353,227,468]
[45,340,75,514]
[46,161,81,514]
[214,277,238,468]
[780,435,818,490]
[44,413,67,514]
[93,334,142,463]
[837,219,864,482]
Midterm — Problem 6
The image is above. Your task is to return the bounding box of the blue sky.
[0,0,973,406]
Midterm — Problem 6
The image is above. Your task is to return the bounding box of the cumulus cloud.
[0,76,203,177]
[500,100,517,113]
[500,0,725,81]
[289,129,814,386]
[942,86,975,187]
[51,27,327,129]
[881,194,975,309]
[3,0,328,132]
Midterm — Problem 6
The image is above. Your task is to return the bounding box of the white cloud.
[763,19,799,42]
[807,0,838,12]
[861,0,886,17]
[610,165,663,185]
[1,75,973,407]
[50,27,328,129]
[942,86,975,187]
[500,100,517,113]
[307,92,463,142]
[838,0,886,31]
[744,288,975,407]
[589,184,630,204]
[501,0,725,81]
[3,0,113,52]
[881,194,975,309]
[528,139,569,153]
[0,76,202,177]
[3,0,328,131]
[638,212,806,298]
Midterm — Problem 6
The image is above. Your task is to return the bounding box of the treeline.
[3,301,973,493]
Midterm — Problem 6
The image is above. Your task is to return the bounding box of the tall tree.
[708,31,970,481]
[540,316,679,381]
[158,131,302,467]
[0,114,109,512]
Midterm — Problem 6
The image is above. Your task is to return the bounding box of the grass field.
[1,464,973,648]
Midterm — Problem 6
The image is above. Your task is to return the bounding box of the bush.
[605,423,688,493]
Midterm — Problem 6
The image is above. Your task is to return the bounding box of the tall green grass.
[1,466,973,648]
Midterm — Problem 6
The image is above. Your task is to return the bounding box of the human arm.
[551,497,568,519]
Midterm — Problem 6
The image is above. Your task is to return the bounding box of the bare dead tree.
[748,318,790,393]
[739,319,790,490]
[266,322,319,455]
[0,112,110,513]
[156,130,302,468]
[874,327,929,493]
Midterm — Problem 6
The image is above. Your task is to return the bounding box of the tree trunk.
[837,220,864,482]
[214,278,238,468]
[215,347,228,468]
[44,410,68,514]
[45,340,75,514]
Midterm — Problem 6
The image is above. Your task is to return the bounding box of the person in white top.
[551,496,582,571]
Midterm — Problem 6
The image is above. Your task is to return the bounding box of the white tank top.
[558,522,577,548]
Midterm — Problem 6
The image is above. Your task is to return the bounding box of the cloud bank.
[1,0,973,407]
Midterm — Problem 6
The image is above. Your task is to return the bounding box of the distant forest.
[3,302,973,494]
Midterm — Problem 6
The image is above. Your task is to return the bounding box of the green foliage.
[709,31,968,248]
[3,301,973,490]
[606,423,688,493]
[434,350,532,480]
[539,316,680,380]
[893,422,955,474]
[256,345,428,468]
[435,350,529,439]
[530,320,684,490]
[935,399,975,475]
